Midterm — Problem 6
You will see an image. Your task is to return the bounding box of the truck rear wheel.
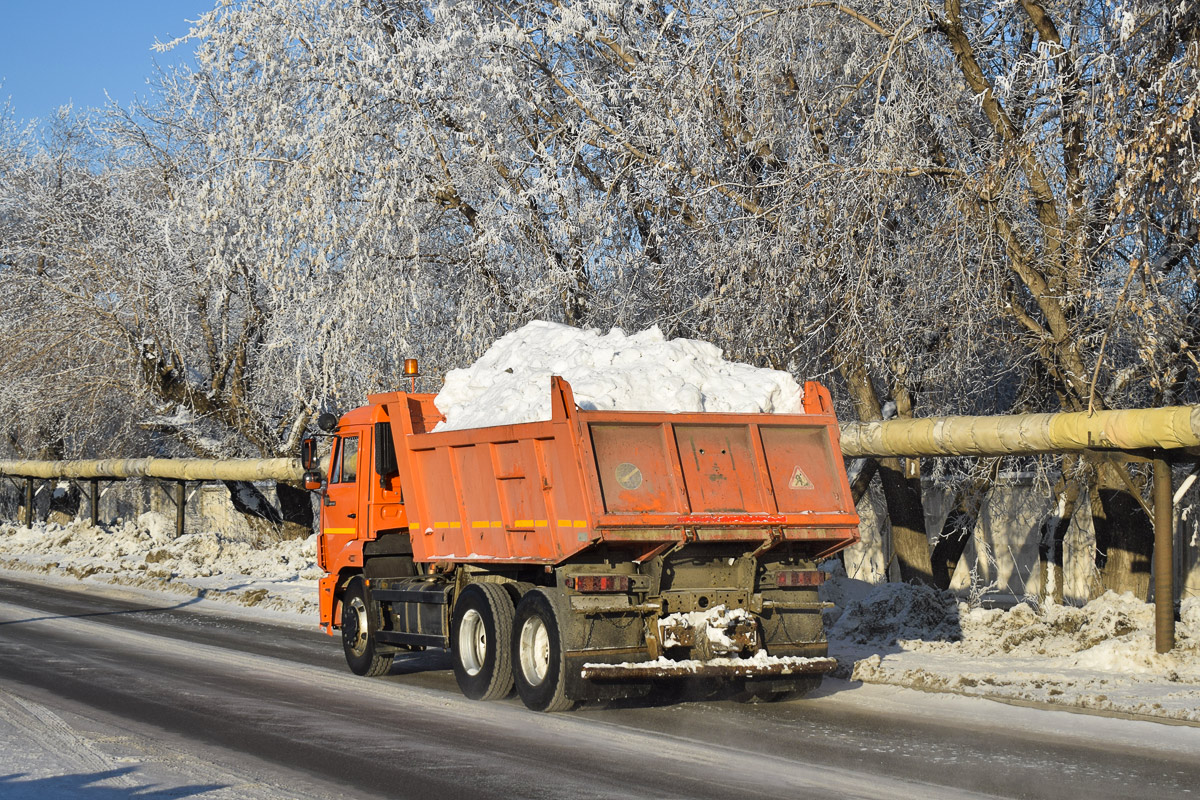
[341,577,394,677]
[451,583,516,701]
[512,590,575,712]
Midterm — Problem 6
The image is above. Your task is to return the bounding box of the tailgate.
[583,406,859,551]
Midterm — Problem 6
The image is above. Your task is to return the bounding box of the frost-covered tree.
[2,0,1195,588]
[0,108,161,460]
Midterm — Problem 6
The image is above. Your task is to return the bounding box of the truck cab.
[307,401,423,636]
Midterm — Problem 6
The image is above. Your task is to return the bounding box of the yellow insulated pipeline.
[839,405,1200,458]
[0,458,304,482]
[0,406,1197,479]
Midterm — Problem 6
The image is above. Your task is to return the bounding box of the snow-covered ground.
[2,514,1196,724]
[823,567,1200,724]
[0,514,321,623]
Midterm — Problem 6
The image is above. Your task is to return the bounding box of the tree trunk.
[930,502,973,591]
[847,458,880,504]
[46,481,81,526]
[1038,468,1082,605]
[223,480,285,543]
[878,457,936,586]
[838,458,881,574]
[839,359,936,586]
[930,467,1001,590]
[1092,462,1154,600]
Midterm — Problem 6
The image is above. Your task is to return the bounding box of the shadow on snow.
[0,769,225,799]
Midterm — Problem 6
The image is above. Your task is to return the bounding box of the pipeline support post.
[1153,453,1175,654]
[24,477,34,527]
[175,480,186,539]
[89,479,100,526]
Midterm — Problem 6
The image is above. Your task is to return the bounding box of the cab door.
[322,430,363,542]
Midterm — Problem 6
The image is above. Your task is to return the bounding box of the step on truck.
[302,372,860,711]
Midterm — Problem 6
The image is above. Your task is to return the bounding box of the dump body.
[379,377,858,564]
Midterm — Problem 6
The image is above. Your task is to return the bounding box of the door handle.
[347,513,356,519]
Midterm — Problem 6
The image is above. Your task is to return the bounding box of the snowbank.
[434,321,804,431]
[822,575,1200,723]
[0,515,321,617]
[827,580,962,645]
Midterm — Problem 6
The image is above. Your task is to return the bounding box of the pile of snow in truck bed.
[433,321,804,431]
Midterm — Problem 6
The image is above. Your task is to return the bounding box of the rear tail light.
[566,574,632,593]
[776,570,825,587]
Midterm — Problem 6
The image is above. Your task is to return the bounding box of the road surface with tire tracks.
[1,574,1197,800]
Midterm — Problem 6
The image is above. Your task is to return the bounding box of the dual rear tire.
[344,576,573,711]
[451,583,516,701]
[449,585,574,712]
[511,590,573,712]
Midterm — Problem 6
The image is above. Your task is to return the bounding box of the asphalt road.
[1,575,1197,799]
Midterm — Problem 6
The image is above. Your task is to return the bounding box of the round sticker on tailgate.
[615,462,643,490]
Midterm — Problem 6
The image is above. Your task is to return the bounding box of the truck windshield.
[332,436,359,484]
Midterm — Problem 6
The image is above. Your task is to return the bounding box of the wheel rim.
[458,608,487,677]
[345,596,369,657]
[518,615,550,687]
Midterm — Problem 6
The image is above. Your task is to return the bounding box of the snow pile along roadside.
[822,574,1200,723]
[434,321,804,431]
[0,515,320,617]
[827,580,963,645]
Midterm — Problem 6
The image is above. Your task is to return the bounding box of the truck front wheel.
[341,577,393,677]
[451,583,516,700]
[512,590,574,712]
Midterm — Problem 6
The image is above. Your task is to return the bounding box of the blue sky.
[0,1,206,123]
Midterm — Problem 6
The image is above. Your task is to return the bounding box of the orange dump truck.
[303,374,859,711]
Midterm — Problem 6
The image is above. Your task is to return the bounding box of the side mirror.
[301,437,318,470]
[303,469,324,492]
[317,412,339,433]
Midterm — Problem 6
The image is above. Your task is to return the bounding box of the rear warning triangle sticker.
[789,465,813,490]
